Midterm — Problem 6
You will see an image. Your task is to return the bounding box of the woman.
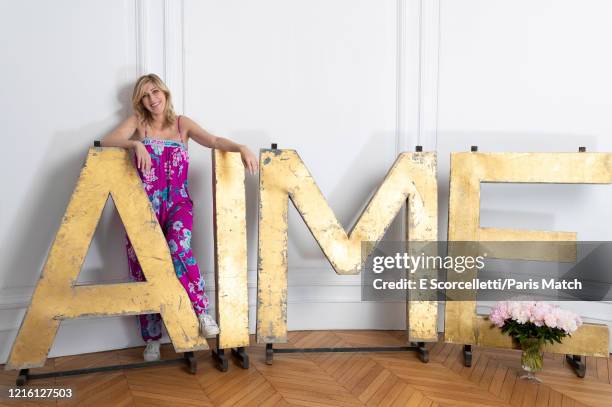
[102,74,258,361]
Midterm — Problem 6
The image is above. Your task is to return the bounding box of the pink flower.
[543,312,558,329]
[555,309,582,334]
[489,310,504,327]
[488,301,512,327]
[531,302,553,327]
[507,301,533,324]
[488,300,581,334]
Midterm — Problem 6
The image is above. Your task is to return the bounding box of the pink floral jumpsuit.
[125,116,209,341]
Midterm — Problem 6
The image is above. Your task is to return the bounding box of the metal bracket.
[416,342,429,363]
[212,346,250,371]
[565,354,586,378]
[265,343,274,365]
[463,345,473,367]
[15,352,197,386]
[264,342,429,365]
[231,347,249,369]
[212,347,229,372]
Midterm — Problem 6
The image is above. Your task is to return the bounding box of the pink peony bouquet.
[489,301,582,344]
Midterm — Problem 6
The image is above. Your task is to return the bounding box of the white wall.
[1,0,611,364]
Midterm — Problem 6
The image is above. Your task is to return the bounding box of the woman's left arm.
[181,116,258,175]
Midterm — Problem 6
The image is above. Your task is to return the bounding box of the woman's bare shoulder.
[179,115,197,126]
[178,115,198,137]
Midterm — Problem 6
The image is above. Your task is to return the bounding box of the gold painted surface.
[405,154,438,342]
[446,152,611,356]
[478,231,577,262]
[257,149,438,343]
[6,148,208,371]
[476,316,609,357]
[212,150,249,349]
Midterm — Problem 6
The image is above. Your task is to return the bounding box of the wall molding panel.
[417,0,440,152]
[135,0,150,76]
[163,0,184,113]
[134,0,184,95]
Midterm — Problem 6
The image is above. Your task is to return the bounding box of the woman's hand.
[134,141,152,174]
[239,146,259,175]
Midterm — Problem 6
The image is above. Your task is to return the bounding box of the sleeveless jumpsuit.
[125,116,209,341]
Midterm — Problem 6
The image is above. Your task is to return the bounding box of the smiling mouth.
[151,101,161,108]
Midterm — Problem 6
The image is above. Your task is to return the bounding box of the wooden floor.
[1,331,611,406]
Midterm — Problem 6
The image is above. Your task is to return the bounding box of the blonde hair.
[131,73,176,128]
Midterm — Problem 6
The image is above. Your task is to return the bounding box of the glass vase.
[519,337,544,382]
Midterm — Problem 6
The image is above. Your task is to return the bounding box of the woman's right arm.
[101,115,139,148]
[101,115,152,172]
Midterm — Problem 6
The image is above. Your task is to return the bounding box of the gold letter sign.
[257,149,438,344]
[6,148,210,370]
[212,150,249,350]
[446,152,610,356]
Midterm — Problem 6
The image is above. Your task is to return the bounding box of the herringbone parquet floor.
[1,331,611,406]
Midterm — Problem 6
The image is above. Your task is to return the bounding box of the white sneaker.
[143,340,161,362]
[199,314,220,337]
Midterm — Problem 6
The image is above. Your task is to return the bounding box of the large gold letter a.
[6,148,208,370]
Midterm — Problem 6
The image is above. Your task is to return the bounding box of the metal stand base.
[265,342,429,365]
[212,348,228,372]
[213,346,249,371]
[15,352,197,386]
[463,345,472,367]
[565,354,586,378]
[416,342,429,363]
[231,347,250,369]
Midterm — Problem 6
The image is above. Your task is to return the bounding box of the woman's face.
[140,81,166,115]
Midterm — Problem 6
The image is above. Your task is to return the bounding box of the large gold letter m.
[257,149,438,343]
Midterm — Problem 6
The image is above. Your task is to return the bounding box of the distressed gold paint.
[478,233,577,262]
[257,149,438,343]
[475,316,609,357]
[6,148,208,371]
[446,152,611,356]
[212,150,249,349]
